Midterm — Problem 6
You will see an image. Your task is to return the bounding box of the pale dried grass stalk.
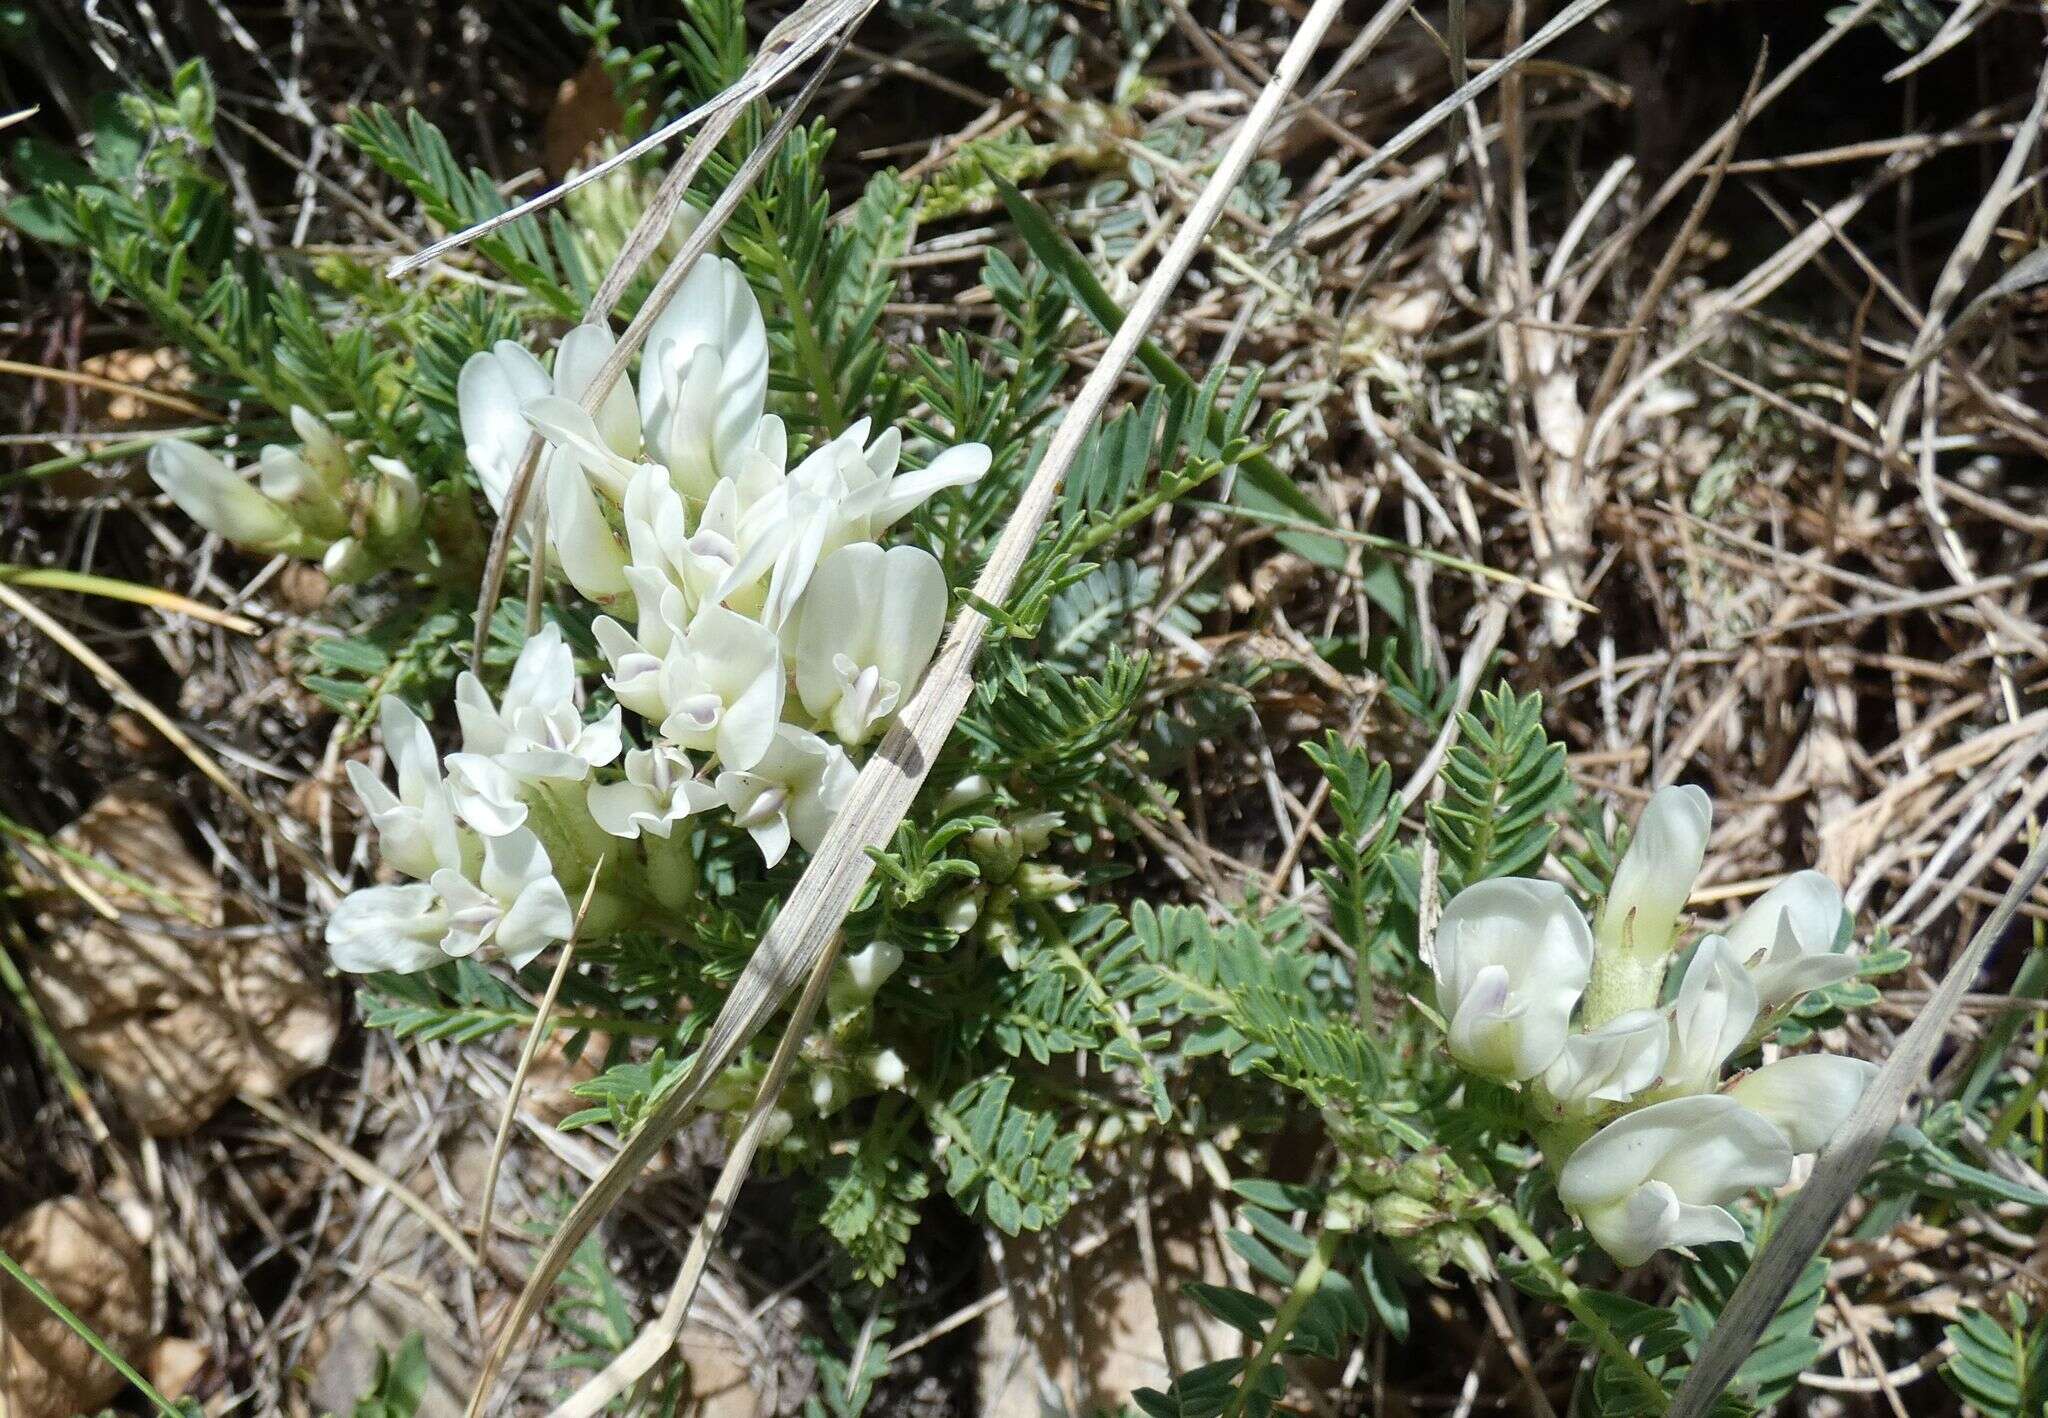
[388,0,876,278]
[463,0,1357,1404]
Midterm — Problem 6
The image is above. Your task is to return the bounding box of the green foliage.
[819,1121,930,1285]
[1302,734,1400,956]
[1425,687,1571,894]
[929,1075,1082,1235]
[1135,1185,1371,1418]
[800,1298,895,1418]
[1871,1101,2048,1211]
[892,0,1077,99]
[342,105,582,314]
[958,648,1145,801]
[1678,1247,1830,1412]
[349,1335,430,1418]
[1770,934,1910,1046]
[1944,1297,2048,1418]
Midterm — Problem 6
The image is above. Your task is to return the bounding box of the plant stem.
[0,1247,188,1418]
[754,212,849,432]
[1222,1227,1339,1418]
[1488,1204,1671,1414]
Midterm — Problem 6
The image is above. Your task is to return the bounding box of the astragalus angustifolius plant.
[329,251,987,978]
[22,7,2002,1415]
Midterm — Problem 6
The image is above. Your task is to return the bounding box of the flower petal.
[1726,1054,1876,1155]
[1600,784,1712,957]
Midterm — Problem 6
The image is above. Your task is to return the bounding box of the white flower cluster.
[147,408,425,580]
[329,254,989,975]
[1426,787,1875,1266]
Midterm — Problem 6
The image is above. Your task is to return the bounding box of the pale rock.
[17,779,338,1136]
[0,1196,150,1418]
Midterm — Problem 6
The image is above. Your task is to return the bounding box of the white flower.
[637,254,770,500]
[715,724,856,867]
[459,322,640,558]
[587,744,720,839]
[448,624,622,834]
[793,543,948,746]
[654,603,786,772]
[1663,936,1759,1095]
[593,576,688,722]
[1558,1095,1793,1266]
[1541,1010,1668,1114]
[327,828,572,974]
[1598,785,1712,958]
[720,422,990,628]
[542,441,631,600]
[148,441,306,552]
[617,462,761,619]
[1725,870,1857,1009]
[457,340,552,520]
[344,698,466,881]
[1429,878,1594,1081]
[1725,1054,1876,1154]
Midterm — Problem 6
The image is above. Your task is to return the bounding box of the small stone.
[0,1196,150,1418]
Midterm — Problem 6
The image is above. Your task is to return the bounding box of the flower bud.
[1013,863,1080,900]
[367,455,422,545]
[937,774,994,814]
[1370,1193,1438,1239]
[1392,1151,1452,1202]
[1599,785,1711,958]
[1442,1225,1495,1281]
[981,899,1023,968]
[940,886,984,934]
[969,825,1022,883]
[290,405,352,493]
[1014,811,1063,855]
[810,1071,840,1115]
[867,1049,907,1089]
[321,536,377,584]
[843,941,904,998]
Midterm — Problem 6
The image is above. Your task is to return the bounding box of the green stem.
[0,1246,187,1418]
[1222,1227,1339,1418]
[0,425,245,493]
[1489,1204,1670,1414]
[755,216,849,432]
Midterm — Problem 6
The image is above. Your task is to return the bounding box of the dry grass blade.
[1878,55,2048,445]
[468,50,841,670]
[0,580,336,893]
[239,1091,481,1268]
[0,565,259,633]
[387,0,875,277]
[474,859,605,1257]
[0,356,220,420]
[1666,740,2048,1417]
[1266,0,1614,251]
[544,933,847,1418]
[462,0,1354,1403]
